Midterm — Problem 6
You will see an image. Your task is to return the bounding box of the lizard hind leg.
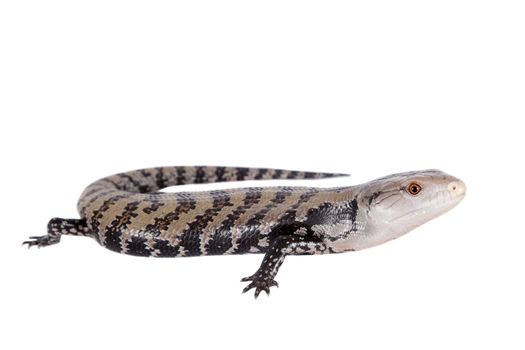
[23,218,90,248]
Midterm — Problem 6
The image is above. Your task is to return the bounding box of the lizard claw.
[241,274,279,298]
[240,275,255,282]
[22,235,59,248]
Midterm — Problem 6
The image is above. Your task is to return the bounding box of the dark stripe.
[234,188,293,254]
[272,169,283,179]
[254,168,268,180]
[304,171,317,179]
[195,166,206,184]
[155,167,168,190]
[206,188,263,255]
[266,188,319,241]
[348,198,358,223]
[153,238,180,257]
[236,167,250,181]
[137,169,152,192]
[103,201,141,253]
[138,185,151,193]
[274,188,319,225]
[286,170,299,179]
[176,167,186,185]
[126,236,152,257]
[142,197,165,214]
[89,193,127,234]
[140,169,152,178]
[144,193,197,237]
[215,166,226,182]
[118,174,143,192]
[178,191,234,256]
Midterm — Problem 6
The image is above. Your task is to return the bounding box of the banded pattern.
[76,166,352,259]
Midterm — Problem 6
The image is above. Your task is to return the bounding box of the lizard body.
[24,166,466,297]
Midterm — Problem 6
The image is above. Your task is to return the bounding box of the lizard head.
[361,169,466,241]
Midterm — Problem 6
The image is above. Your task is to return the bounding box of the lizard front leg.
[241,233,326,298]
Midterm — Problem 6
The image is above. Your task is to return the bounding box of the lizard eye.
[407,183,422,195]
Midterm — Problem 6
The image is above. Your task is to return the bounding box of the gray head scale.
[354,169,466,250]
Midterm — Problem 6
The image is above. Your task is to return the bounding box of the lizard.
[23,166,466,298]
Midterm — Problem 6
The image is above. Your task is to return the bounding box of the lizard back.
[77,166,350,257]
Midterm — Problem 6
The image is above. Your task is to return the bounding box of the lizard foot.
[241,274,279,298]
[22,235,60,248]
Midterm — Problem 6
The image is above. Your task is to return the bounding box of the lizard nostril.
[448,180,466,196]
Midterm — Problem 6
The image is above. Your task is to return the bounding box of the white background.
[1,1,524,349]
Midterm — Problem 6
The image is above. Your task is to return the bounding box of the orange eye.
[407,183,422,195]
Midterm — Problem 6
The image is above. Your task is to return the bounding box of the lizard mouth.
[387,188,465,224]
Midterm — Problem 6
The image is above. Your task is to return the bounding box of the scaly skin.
[24,166,466,298]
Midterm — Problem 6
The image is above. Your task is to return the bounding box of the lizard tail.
[76,165,349,216]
